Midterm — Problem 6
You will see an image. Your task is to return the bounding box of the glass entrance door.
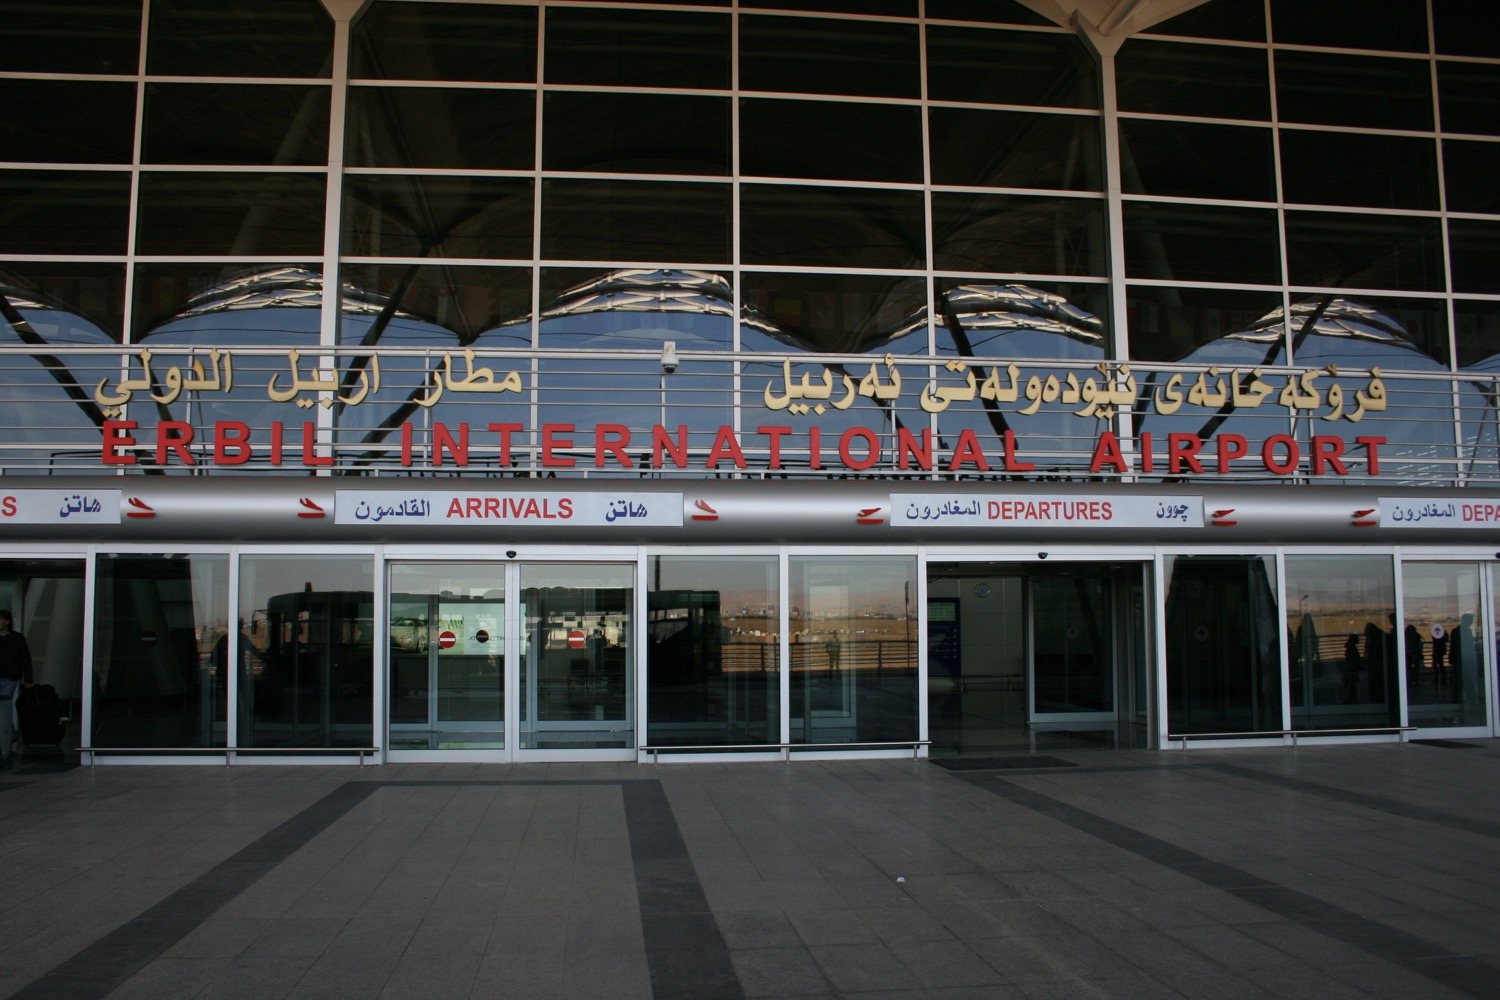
[1402,561,1490,734]
[389,564,506,752]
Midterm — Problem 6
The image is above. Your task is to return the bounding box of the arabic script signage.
[0,490,121,524]
[334,491,684,527]
[891,493,1204,528]
[1379,498,1500,528]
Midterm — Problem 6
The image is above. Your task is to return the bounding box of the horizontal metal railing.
[639,740,930,763]
[78,746,380,766]
[1166,726,1416,750]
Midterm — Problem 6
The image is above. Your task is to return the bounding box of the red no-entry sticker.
[438,631,457,649]
[567,629,586,649]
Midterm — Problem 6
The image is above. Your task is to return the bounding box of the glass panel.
[789,556,917,745]
[521,563,633,750]
[1456,299,1500,371]
[1124,203,1282,285]
[339,263,532,347]
[350,1,537,82]
[1443,139,1500,214]
[930,108,1102,191]
[740,184,925,270]
[1275,52,1432,131]
[545,93,730,175]
[147,0,333,78]
[739,272,926,354]
[93,554,228,749]
[0,561,84,751]
[389,563,504,750]
[1120,119,1274,201]
[1164,555,1281,737]
[1032,574,1113,714]
[0,170,131,255]
[136,173,327,256]
[1280,131,1438,211]
[342,175,533,260]
[143,84,330,166]
[1145,0,1265,41]
[1284,211,1445,293]
[132,263,324,345]
[933,193,1107,277]
[1125,285,1284,364]
[927,26,1099,109]
[347,86,534,170]
[1270,0,1427,52]
[5,80,136,164]
[1,0,141,74]
[1285,556,1398,731]
[740,15,920,99]
[1451,221,1500,296]
[1438,63,1500,136]
[741,99,921,184]
[1,263,126,342]
[925,0,1053,24]
[1116,40,1269,120]
[743,0,914,15]
[1435,3,1500,58]
[1403,562,1488,729]
[544,8,729,89]
[238,555,374,749]
[647,556,780,747]
[541,179,730,264]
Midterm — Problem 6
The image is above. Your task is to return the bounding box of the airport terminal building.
[3,0,1499,763]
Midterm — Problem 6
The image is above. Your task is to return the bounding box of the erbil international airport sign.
[93,349,1393,478]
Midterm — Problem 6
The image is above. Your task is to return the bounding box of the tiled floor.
[2,742,1499,999]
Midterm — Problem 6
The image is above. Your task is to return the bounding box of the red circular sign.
[437,631,457,649]
[140,630,157,648]
[474,629,490,645]
[567,629,586,649]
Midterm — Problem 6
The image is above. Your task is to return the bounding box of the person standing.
[0,609,34,765]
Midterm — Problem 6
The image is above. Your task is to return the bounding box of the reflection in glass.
[238,556,373,749]
[740,272,925,354]
[929,108,1102,191]
[544,7,729,89]
[136,173,326,256]
[147,0,333,78]
[1285,556,1398,731]
[1165,555,1281,737]
[389,563,504,750]
[5,79,137,164]
[0,171,131,255]
[1279,131,1438,211]
[1125,285,1283,364]
[647,557,779,747]
[1403,562,1488,729]
[740,15,919,99]
[346,86,535,170]
[1032,575,1112,714]
[933,193,1106,277]
[1269,0,1426,53]
[1285,211,1444,293]
[1124,202,1281,285]
[350,2,536,82]
[1119,119,1274,202]
[142,83,330,166]
[741,99,921,183]
[1275,51,1432,131]
[546,92,730,175]
[789,556,917,745]
[343,175,533,260]
[1116,40,1268,120]
[93,554,229,749]
[541,179,730,264]
[1438,63,1500,136]
[2,0,140,74]
[520,564,633,750]
[927,26,1098,109]
[741,184,924,270]
[1443,140,1500,215]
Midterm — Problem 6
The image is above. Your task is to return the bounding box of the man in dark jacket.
[0,609,33,764]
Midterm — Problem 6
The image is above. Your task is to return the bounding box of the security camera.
[506,550,517,559]
[659,340,680,374]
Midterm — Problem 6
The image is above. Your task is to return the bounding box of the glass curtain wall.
[789,555,918,745]
[237,555,374,749]
[1284,555,1398,730]
[93,553,228,749]
[1402,561,1489,729]
[1164,554,1281,737]
[647,555,779,748]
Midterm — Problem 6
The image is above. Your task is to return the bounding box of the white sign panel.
[891,493,1203,528]
[0,489,122,525]
[1380,498,1500,528]
[336,491,684,527]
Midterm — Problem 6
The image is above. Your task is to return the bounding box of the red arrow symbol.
[1352,507,1377,527]
[297,497,326,518]
[1210,508,1237,527]
[857,506,885,525]
[690,499,719,521]
[125,497,155,518]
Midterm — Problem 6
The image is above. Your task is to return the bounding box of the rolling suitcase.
[17,684,66,746]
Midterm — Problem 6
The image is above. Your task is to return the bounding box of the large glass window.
[647,557,779,747]
[238,555,374,749]
[1402,562,1489,730]
[1285,556,1398,731]
[1165,555,1281,737]
[93,554,229,750]
[789,556,917,745]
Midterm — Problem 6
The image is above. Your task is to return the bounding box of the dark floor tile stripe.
[621,780,744,1000]
[966,773,1500,999]
[4,781,378,1000]
[1206,761,1500,841]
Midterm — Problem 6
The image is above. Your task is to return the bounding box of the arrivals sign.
[892,493,1204,529]
[333,490,684,526]
[0,489,121,524]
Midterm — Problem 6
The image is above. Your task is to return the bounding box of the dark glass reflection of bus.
[241,589,373,749]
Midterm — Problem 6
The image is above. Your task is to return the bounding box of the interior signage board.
[891,493,1204,528]
[335,490,685,527]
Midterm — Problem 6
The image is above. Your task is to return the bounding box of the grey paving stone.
[730,945,832,997]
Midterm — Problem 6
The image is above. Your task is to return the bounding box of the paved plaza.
[2,741,1499,1000]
